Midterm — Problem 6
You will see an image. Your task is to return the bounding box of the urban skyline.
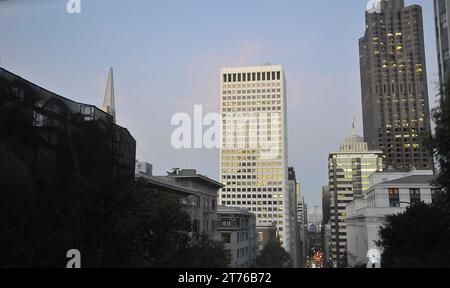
[2,0,450,270]
[0,0,439,209]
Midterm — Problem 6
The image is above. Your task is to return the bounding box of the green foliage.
[431,79,450,196]
[0,178,194,267]
[165,234,230,268]
[253,241,293,268]
[101,180,192,267]
[378,77,450,268]
[377,201,450,268]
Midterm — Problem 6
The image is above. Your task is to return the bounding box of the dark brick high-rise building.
[359,0,433,170]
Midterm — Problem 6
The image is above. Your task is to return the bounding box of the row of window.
[223,71,281,83]
[221,201,284,208]
[222,175,284,181]
[222,107,282,112]
[222,196,283,203]
[223,89,282,95]
[221,188,283,193]
[223,82,281,90]
[192,195,216,210]
[388,188,442,207]
[222,181,284,186]
[223,100,282,106]
[192,219,216,234]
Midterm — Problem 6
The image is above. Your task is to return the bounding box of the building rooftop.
[382,175,436,185]
[136,174,196,196]
[217,206,254,216]
[166,169,224,188]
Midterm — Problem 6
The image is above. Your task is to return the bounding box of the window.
[221,232,231,243]
[193,220,200,233]
[388,188,400,207]
[277,71,281,80]
[432,188,442,203]
[224,249,232,262]
[221,219,232,227]
[409,188,421,205]
[195,195,201,208]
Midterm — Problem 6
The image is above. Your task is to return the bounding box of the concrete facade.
[217,206,257,268]
[219,65,292,253]
[136,168,223,239]
[328,127,383,267]
[346,169,438,268]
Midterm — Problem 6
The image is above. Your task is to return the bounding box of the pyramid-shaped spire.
[102,67,116,123]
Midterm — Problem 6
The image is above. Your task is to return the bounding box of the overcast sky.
[0,0,438,208]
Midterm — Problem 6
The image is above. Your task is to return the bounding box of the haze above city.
[0,0,438,207]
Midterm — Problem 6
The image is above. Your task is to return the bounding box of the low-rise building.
[217,206,257,268]
[346,169,440,268]
[136,167,223,239]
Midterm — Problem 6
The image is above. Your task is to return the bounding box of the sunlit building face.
[219,65,292,253]
[328,131,384,267]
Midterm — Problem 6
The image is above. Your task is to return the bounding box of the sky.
[0,0,439,208]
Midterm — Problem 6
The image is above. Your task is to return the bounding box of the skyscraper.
[219,65,292,253]
[359,0,433,170]
[434,0,450,86]
[288,167,300,267]
[328,125,383,267]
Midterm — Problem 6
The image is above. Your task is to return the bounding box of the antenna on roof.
[352,115,357,137]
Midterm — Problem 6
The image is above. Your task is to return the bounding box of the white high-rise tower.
[102,67,116,123]
[219,65,291,253]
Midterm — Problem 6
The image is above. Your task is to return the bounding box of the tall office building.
[435,0,450,85]
[288,167,300,267]
[219,65,292,253]
[328,125,383,267]
[359,0,433,170]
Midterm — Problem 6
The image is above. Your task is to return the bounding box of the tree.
[253,241,293,268]
[0,178,193,267]
[431,78,450,196]
[377,202,450,268]
[101,180,192,267]
[376,77,450,268]
[166,234,230,268]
